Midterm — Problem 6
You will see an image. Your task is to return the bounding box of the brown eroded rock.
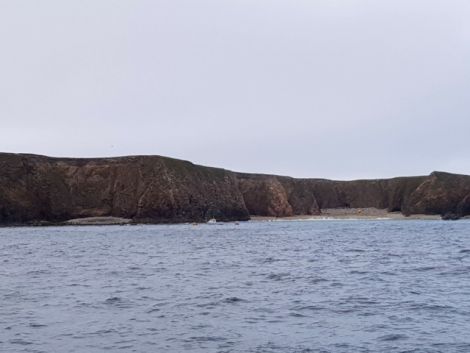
[404,172,470,217]
[0,153,249,224]
[237,175,294,217]
[1,153,470,224]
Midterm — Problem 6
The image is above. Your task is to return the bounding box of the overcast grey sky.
[1,1,469,179]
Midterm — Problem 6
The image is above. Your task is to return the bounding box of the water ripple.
[1,220,470,352]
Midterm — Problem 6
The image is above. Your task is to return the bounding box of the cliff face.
[0,153,249,224]
[236,173,428,217]
[1,153,470,224]
[236,172,470,219]
[404,172,470,218]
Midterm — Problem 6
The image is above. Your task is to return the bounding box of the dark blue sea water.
[2,220,470,353]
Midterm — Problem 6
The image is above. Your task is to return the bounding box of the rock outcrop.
[404,172,470,218]
[1,152,470,225]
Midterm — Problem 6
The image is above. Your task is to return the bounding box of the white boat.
[207,218,217,224]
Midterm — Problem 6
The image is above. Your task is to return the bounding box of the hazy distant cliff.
[1,153,470,225]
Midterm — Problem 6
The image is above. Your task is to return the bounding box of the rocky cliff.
[236,173,428,217]
[236,172,470,219]
[1,153,469,225]
[0,153,249,224]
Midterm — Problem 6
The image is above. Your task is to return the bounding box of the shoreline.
[0,208,450,227]
[250,208,442,221]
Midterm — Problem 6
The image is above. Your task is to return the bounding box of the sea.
[1,220,470,353]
